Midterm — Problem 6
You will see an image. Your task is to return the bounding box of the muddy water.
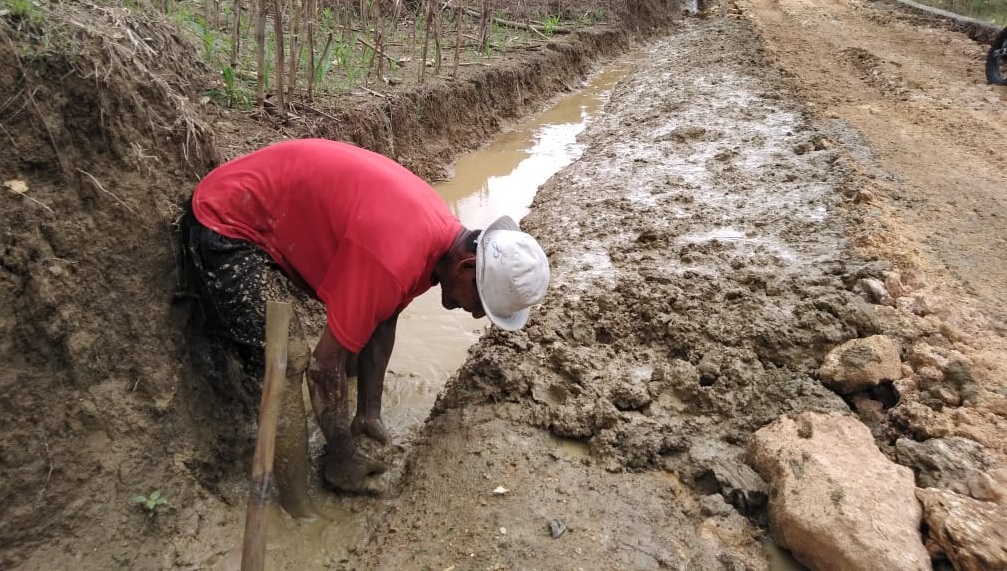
[236,61,635,570]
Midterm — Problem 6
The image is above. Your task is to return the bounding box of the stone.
[896,437,1005,504]
[748,412,929,571]
[608,378,652,411]
[853,277,894,306]
[818,335,903,394]
[699,494,735,517]
[882,270,904,297]
[917,488,1007,571]
[690,441,768,517]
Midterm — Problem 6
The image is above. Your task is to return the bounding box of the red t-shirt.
[192,139,461,353]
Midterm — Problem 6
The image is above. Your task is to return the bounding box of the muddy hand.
[350,415,391,445]
[324,450,388,492]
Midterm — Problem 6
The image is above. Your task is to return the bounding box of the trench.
[223,58,637,571]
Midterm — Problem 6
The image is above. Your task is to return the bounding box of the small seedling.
[541,14,561,35]
[132,490,168,517]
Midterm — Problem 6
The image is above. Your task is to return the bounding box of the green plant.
[207,63,253,109]
[169,3,196,27]
[201,25,223,61]
[915,0,1007,25]
[132,490,168,517]
[2,0,44,25]
[541,14,561,35]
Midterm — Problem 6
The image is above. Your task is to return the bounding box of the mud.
[187,64,639,570]
[354,1,1007,568]
[355,12,869,570]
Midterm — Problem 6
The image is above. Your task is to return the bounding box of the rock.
[842,260,891,288]
[917,488,1007,571]
[896,437,1005,504]
[608,378,652,411]
[818,335,903,394]
[690,441,768,517]
[853,189,875,204]
[748,412,929,571]
[853,277,894,306]
[547,519,567,539]
[699,494,735,517]
[882,270,904,297]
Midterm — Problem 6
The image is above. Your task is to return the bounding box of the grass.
[1,0,45,26]
[541,14,562,35]
[206,63,252,109]
[914,0,1007,25]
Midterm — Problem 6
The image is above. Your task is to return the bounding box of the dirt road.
[349,1,1007,569]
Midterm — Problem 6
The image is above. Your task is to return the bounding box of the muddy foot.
[324,452,388,493]
[351,415,391,445]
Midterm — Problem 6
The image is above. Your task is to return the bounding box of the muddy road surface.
[349,1,1007,570]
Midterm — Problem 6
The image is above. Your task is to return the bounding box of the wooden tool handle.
[241,301,292,571]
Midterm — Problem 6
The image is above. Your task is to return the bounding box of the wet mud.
[356,13,879,571]
[352,1,1007,568]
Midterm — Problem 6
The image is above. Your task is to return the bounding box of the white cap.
[475,215,550,331]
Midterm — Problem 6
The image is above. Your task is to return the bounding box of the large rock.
[896,437,1006,505]
[818,335,903,394]
[748,412,930,571]
[917,488,1007,571]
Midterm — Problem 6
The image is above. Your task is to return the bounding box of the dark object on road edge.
[985,27,1007,85]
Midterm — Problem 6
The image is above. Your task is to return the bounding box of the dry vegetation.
[130,0,616,113]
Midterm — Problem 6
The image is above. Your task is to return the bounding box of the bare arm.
[308,327,351,445]
[357,313,398,420]
[310,327,389,488]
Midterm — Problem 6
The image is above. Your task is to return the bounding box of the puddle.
[549,435,590,461]
[764,538,809,571]
[217,59,637,571]
[680,227,749,242]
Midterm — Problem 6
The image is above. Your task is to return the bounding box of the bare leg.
[273,333,315,519]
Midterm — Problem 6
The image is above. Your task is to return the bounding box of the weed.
[1,0,45,26]
[577,8,606,26]
[132,490,168,518]
[207,63,252,109]
[541,14,562,35]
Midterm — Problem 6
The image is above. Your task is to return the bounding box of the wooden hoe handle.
[241,301,292,571]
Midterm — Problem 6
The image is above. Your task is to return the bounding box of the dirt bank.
[0,1,682,568]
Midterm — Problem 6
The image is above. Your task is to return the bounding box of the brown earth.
[2,0,1007,569]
